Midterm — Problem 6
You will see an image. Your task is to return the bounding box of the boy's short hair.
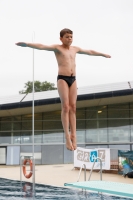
[60,28,73,37]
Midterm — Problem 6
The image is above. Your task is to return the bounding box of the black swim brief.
[57,75,76,87]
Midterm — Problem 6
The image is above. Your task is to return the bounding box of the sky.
[0,0,133,96]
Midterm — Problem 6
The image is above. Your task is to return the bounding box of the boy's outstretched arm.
[77,47,111,58]
[15,42,57,51]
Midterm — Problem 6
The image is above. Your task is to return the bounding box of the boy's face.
[60,33,73,46]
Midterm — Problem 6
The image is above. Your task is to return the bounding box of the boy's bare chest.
[56,47,76,60]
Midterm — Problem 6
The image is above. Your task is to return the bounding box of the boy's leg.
[69,81,77,150]
[57,79,74,151]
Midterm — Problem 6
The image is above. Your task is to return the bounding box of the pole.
[32,31,35,199]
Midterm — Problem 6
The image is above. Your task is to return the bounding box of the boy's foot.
[66,135,74,151]
[71,134,77,150]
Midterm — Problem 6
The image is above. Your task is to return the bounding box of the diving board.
[64,181,133,198]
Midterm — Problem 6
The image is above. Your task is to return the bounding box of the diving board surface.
[64,181,133,198]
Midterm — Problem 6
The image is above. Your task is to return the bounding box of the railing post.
[88,157,102,181]
[77,163,86,182]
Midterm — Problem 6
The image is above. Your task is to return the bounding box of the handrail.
[88,157,102,181]
[77,163,86,182]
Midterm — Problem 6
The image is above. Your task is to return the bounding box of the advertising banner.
[118,150,133,175]
[74,147,110,170]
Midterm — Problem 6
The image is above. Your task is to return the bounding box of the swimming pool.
[0,178,132,199]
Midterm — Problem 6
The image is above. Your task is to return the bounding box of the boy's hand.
[104,54,111,58]
[15,42,27,47]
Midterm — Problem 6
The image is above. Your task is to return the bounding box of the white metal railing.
[88,157,102,181]
[77,157,103,182]
[77,163,86,182]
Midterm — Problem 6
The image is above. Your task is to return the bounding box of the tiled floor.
[0,164,132,187]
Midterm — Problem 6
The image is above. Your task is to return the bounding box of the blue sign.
[90,151,98,162]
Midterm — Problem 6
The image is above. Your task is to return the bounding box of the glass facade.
[0,102,133,164]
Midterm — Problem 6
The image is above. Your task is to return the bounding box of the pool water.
[0,178,132,200]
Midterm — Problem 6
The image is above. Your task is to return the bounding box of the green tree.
[19,81,57,94]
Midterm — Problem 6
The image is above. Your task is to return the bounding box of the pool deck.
[0,164,132,187]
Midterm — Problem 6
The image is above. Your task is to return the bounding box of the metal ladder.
[77,157,102,182]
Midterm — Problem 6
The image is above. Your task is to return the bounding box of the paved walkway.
[0,164,132,187]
